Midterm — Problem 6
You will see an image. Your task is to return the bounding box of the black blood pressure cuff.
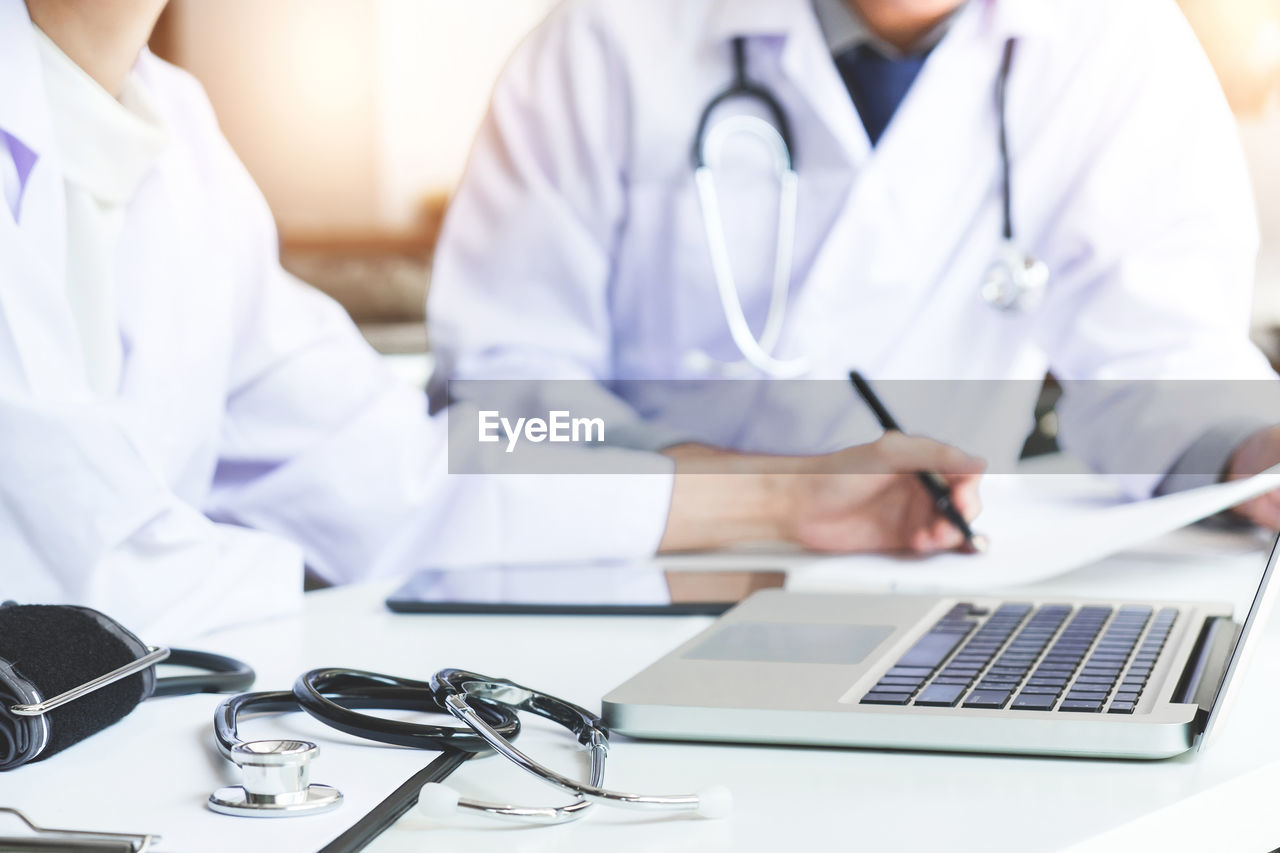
[0,603,157,771]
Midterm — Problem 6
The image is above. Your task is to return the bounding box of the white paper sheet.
[787,467,1280,594]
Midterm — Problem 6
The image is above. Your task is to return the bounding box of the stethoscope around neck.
[686,36,1050,380]
[689,37,807,380]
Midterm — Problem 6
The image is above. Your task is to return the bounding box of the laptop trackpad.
[682,622,894,665]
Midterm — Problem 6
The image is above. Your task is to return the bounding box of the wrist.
[658,453,800,551]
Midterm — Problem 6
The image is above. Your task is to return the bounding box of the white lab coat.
[430,0,1280,492]
[0,1,671,641]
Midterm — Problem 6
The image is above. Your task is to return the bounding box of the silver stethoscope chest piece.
[208,739,343,817]
[981,240,1050,312]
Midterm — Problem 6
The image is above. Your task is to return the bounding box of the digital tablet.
[385,564,787,616]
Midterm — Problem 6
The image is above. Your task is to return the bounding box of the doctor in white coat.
[0,0,988,639]
[430,0,1280,524]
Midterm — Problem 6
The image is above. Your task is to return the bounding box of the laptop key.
[914,683,969,707]
[975,681,1021,692]
[939,670,982,680]
[1065,691,1110,702]
[1108,702,1137,714]
[861,691,914,705]
[875,682,922,694]
[1058,699,1103,712]
[963,690,1012,709]
[897,632,968,670]
[888,666,935,678]
[1019,685,1063,695]
[1011,693,1056,711]
[1113,690,1141,703]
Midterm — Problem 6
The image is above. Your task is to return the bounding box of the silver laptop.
[602,533,1280,759]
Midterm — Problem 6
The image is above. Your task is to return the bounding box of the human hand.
[779,433,985,554]
[659,434,985,554]
[1226,425,1280,528]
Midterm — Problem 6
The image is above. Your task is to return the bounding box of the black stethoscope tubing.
[153,649,256,698]
[693,37,796,170]
[214,670,522,758]
[996,38,1017,241]
[291,668,520,753]
[692,35,1019,239]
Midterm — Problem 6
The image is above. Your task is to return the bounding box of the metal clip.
[0,807,158,852]
[8,648,170,717]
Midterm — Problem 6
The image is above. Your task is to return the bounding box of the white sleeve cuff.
[494,451,674,564]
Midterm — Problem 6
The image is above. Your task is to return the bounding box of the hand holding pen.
[849,371,989,554]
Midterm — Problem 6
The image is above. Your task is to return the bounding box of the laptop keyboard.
[860,602,1178,713]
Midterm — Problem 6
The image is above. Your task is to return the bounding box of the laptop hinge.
[1173,616,1241,738]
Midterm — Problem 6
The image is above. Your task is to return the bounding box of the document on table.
[788,467,1280,594]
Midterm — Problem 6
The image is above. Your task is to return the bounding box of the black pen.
[848,371,987,553]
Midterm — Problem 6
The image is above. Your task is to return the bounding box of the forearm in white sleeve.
[0,396,302,643]
[207,359,676,583]
[205,261,675,581]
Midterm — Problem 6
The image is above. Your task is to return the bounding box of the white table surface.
[3,525,1280,853]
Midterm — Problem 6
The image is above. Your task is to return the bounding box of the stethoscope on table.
[690,36,1050,379]
[210,668,730,831]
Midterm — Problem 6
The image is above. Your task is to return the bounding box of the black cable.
[316,750,470,853]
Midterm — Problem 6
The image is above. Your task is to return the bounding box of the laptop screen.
[1198,530,1280,750]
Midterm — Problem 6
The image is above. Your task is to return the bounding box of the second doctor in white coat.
[430,0,1280,521]
[1,0,990,639]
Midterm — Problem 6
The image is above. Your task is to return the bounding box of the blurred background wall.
[150,0,1280,359]
[152,0,558,352]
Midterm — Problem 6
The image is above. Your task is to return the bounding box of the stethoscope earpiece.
[416,782,461,819]
[692,785,734,819]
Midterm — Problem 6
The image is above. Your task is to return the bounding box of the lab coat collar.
[705,0,1052,168]
[707,0,1050,45]
[707,0,805,41]
[980,0,1053,42]
[0,0,56,205]
[32,26,169,207]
